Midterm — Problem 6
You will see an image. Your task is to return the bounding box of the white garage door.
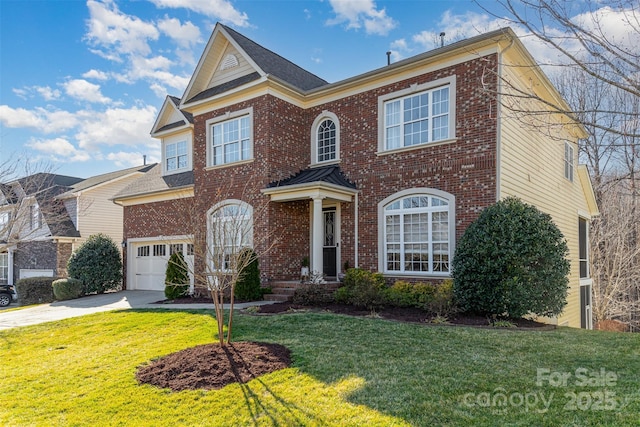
[131,242,193,291]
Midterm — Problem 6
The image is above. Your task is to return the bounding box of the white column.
[312,197,324,275]
[7,248,14,286]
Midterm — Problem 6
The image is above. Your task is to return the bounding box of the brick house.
[114,24,598,328]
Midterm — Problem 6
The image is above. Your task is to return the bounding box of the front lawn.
[1,309,639,426]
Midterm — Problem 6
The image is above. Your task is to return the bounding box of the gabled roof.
[181,23,328,106]
[221,25,327,91]
[16,173,83,196]
[113,164,194,201]
[151,95,194,136]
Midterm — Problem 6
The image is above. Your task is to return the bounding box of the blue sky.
[0,0,626,179]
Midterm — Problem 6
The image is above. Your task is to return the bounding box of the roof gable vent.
[220,54,239,71]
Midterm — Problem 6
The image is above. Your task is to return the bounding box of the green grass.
[1,310,639,426]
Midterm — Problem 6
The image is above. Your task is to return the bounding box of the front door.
[323,209,337,277]
[580,284,593,329]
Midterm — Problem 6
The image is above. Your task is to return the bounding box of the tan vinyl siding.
[208,44,255,89]
[77,174,143,249]
[498,62,592,328]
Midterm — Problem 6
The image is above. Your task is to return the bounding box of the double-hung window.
[210,114,251,166]
[166,141,187,172]
[30,205,41,230]
[564,142,574,182]
[379,189,455,275]
[379,77,455,152]
[0,253,8,281]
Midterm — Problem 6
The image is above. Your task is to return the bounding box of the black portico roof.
[267,165,356,189]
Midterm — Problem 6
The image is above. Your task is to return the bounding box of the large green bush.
[337,268,386,310]
[164,251,190,300]
[67,234,122,294]
[52,278,84,301]
[234,248,262,301]
[452,197,570,318]
[16,276,57,305]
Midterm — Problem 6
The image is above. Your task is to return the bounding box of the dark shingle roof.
[222,25,328,91]
[267,165,356,189]
[169,96,193,123]
[113,164,194,200]
[187,72,261,104]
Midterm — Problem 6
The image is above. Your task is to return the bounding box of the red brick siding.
[124,53,499,282]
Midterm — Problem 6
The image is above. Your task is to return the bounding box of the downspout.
[354,192,359,268]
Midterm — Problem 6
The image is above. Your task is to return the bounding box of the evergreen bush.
[164,251,190,300]
[341,268,386,309]
[52,278,84,301]
[452,197,570,318]
[67,234,122,294]
[15,276,57,305]
[234,248,262,301]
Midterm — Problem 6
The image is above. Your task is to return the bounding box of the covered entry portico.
[262,165,357,277]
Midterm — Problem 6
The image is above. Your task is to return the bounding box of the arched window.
[379,189,455,275]
[208,200,253,271]
[311,112,340,165]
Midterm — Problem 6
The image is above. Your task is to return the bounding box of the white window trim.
[206,199,254,273]
[205,107,254,169]
[377,188,456,277]
[377,75,457,154]
[578,216,590,282]
[564,142,575,182]
[311,111,340,166]
[162,135,192,176]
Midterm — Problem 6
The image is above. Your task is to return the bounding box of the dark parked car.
[0,283,17,307]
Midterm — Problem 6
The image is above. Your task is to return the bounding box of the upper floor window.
[208,110,253,167]
[166,141,187,172]
[311,111,340,165]
[30,205,41,230]
[379,189,455,276]
[564,142,574,182]
[378,76,455,153]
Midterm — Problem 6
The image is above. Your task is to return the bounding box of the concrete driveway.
[0,290,274,330]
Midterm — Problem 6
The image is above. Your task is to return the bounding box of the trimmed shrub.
[341,268,386,309]
[52,278,84,301]
[334,286,351,304]
[384,281,436,309]
[68,234,122,294]
[426,279,456,317]
[452,197,570,319]
[164,251,190,300]
[234,248,262,301]
[293,283,334,305]
[16,276,57,305]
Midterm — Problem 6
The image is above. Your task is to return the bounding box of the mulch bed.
[255,301,552,329]
[136,341,291,392]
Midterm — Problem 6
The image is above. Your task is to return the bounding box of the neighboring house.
[0,165,153,286]
[114,24,599,328]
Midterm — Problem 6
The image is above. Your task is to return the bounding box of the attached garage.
[128,240,193,291]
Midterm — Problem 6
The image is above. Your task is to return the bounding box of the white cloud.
[35,86,62,101]
[157,16,201,48]
[149,0,250,27]
[83,69,109,80]
[157,16,201,64]
[73,105,158,151]
[62,79,111,104]
[85,0,159,60]
[0,105,78,133]
[12,88,28,100]
[26,137,91,162]
[327,0,396,36]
